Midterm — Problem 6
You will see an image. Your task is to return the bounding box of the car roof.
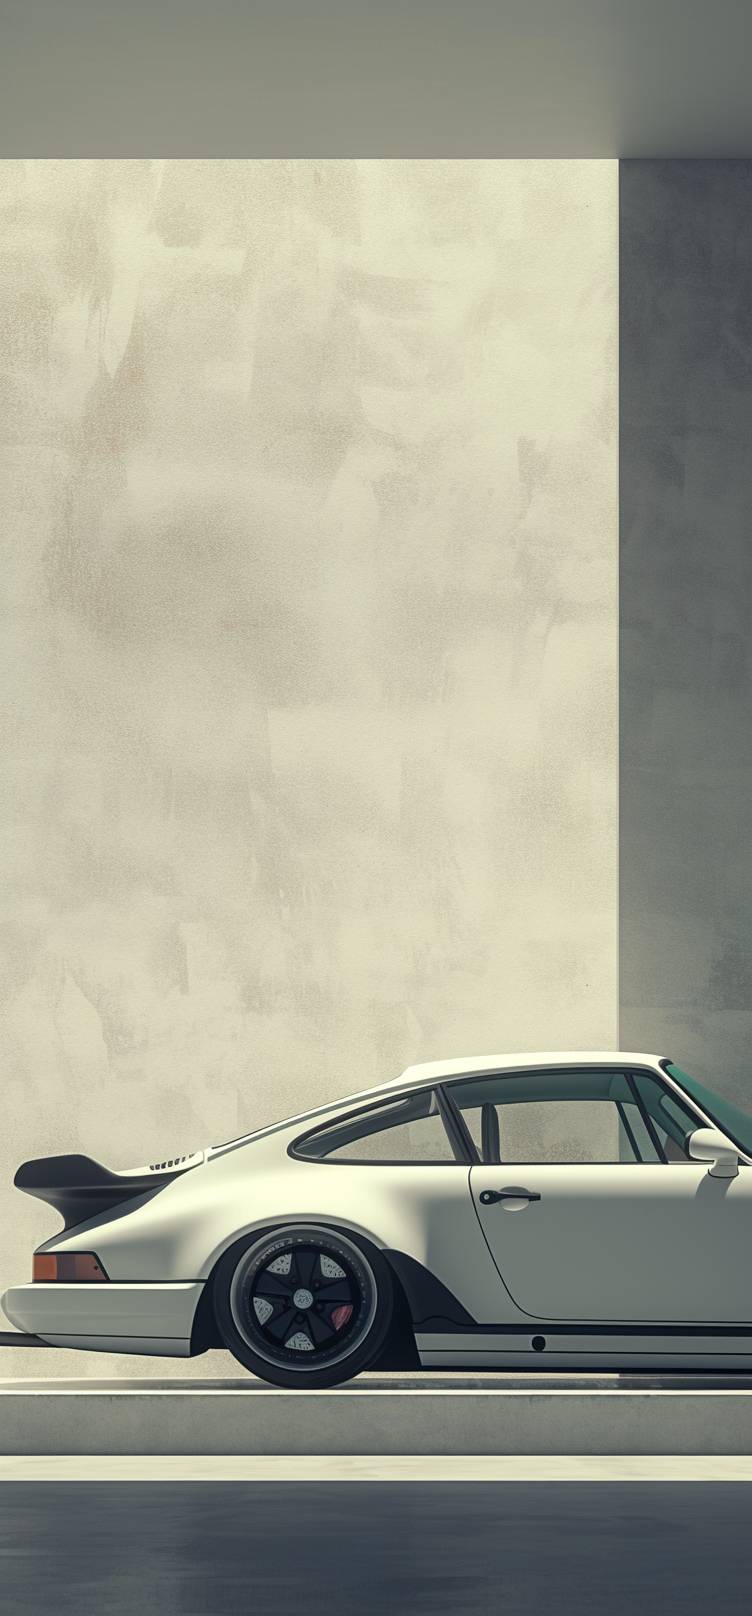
[388,1051,665,1089]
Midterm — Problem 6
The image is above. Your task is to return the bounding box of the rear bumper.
[2,1282,204,1358]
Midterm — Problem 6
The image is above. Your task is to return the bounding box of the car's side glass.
[666,1063,752,1157]
[446,1068,664,1165]
[293,1088,457,1164]
[629,1070,703,1161]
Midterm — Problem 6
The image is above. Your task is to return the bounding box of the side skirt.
[417,1327,752,1369]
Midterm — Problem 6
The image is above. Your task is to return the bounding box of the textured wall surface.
[620,160,752,1101]
[1,159,617,1374]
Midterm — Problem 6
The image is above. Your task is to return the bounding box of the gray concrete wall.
[1,160,617,1375]
[620,161,752,1101]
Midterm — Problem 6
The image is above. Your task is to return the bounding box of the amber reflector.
[33,1252,108,1282]
[33,1254,57,1282]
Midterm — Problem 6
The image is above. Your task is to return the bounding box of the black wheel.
[214,1224,395,1387]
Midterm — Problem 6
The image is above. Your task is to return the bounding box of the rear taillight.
[33,1252,108,1282]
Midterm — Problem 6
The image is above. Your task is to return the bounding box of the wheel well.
[189,1223,420,1365]
[190,1225,279,1354]
[372,1259,420,1370]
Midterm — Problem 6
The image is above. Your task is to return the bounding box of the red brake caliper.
[330,1304,353,1332]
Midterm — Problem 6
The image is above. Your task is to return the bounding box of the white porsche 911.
[4,1051,752,1387]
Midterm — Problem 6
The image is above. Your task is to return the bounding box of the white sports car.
[4,1051,752,1387]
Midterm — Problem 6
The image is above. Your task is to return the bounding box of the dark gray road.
[1,1483,752,1616]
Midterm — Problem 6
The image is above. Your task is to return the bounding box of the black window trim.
[437,1083,479,1165]
[288,1084,472,1166]
[625,1070,668,1163]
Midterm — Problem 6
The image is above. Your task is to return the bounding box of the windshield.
[666,1063,752,1157]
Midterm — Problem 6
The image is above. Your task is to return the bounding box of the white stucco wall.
[0,159,617,1374]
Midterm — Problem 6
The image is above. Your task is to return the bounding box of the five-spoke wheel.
[214,1225,395,1387]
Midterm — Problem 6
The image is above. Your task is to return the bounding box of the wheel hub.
[292,1287,314,1311]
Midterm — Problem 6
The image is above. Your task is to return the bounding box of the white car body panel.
[5,1051,752,1369]
[472,1161,752,1322]
[2,1283,202,1355]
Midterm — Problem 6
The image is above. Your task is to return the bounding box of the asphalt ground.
[1,1479,751,1616]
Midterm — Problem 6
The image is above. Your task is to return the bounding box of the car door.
[446,1065,752,1325]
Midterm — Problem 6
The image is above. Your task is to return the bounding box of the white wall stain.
[0,159,617,1376]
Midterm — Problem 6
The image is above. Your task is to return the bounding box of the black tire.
[213,1224,395,1388]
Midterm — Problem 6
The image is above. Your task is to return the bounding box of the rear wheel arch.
[371,1254,420,1370]
[194,1227,469,1364]
[205,1221,412,1384]
[190,1221,433,1363]
[381,1249,476,1331]
[191,1223,280,1354]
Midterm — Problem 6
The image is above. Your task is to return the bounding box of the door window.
[447,1068,665,1165]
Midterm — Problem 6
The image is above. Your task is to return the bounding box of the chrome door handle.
[479,1187,541,1205]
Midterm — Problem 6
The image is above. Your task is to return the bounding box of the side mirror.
[688,1126,740,1179]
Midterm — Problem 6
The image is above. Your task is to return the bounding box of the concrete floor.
[2,1481,752,1615]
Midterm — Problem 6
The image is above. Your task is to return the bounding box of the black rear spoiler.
[14,1154,176,1232]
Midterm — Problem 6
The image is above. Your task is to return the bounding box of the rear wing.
[14,1154,181,1232]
